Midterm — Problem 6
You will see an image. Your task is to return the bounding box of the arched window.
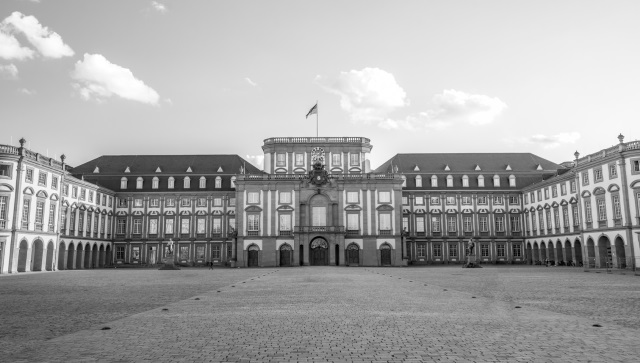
[168,177,175,189]
[230,176,236,188]
[493,175,500,187]
[215,176,222,188]
[184,177,190,189]
[509,175,516,187]
[136,177,143,189]
[199,176,206,189]
[462,175,469,187]
[446,175,453,187]
[120,177,127,189]
[431,175,438,187]
[152,177,159,189]
[415,175,422,187]
[478,175,485,187]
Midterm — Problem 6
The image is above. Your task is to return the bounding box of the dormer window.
[199,176,206,189]
[509,175,516,187]
[184,177,190,189]
[478,175,485,187]
[446,175,453,187]
[215,176,222,188]
[136,177,143,189]
[493,175,500,187]
[168,177,175,189]
[230,176,236,188]
[431,175,438,187]
[93,166,100,173]
[415,175,422,187]
[462,175,469,187]
[152,177,159,189]
[120,177,127,189]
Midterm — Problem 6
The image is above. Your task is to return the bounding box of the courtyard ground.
[1,265,639,362]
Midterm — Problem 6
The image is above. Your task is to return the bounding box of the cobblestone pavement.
[3,266,640,362]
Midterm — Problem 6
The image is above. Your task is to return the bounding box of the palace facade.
[1,135,639,273]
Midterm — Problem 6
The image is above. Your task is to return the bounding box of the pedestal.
[158,253,180,270]
[464,255,481,268]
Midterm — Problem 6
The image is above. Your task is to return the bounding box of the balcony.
[495,231,505,237]
[295,226,345,233]
[464,231,473,237]
[512,231,522,237]
[346,229,359,236]
[432,231,441,237]
[415,231,425,237]
[598,220,607,228]
[379,229,391,235]
[211,232,222,238]
[448,231,458,237]
[247,230,260,236]
[279,230,293,236]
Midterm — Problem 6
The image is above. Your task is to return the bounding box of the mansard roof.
[71,154,262,176]
[375,153,563,174]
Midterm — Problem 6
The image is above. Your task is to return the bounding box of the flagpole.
[316,100,319,137]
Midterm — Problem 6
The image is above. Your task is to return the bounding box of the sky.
[1,0,639,170]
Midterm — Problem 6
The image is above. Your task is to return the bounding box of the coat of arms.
[308,161,329,186]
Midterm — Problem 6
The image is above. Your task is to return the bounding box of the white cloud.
[2,12,74,59]
[528,132,581,149]
[426,89,507,126]
[71,53,160,105]
[0,30,34,60]
[18,87,35,95]
[244,77,257,87]
[245,155,264,170]
[151,1,168,13]
[0,63,19,79]
[316,67,408,122]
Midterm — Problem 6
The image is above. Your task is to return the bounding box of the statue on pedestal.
[159,238,180,270]
[463,238,481,269]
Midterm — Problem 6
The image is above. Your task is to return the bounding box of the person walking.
[209,261,213,270]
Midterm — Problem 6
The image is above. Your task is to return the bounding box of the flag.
[306,103,318,118]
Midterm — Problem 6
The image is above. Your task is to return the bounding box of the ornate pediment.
[345,204,362,211]
[245,205,262,212]
[277,205,295,211]
[376,204,394,211]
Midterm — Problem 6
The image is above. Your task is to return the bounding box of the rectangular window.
[495,216,504,232]
[449,244,457,257]
[539,211,546,231]
[279,214,291,231]
[133,219,142,234]
[493,196,503,205]
[430,196,440,205]
[612,195,621,220]
[582,171,589,186]
[572,205,579,226]
[563,208,569,227]
[597,199,607,221]
[433,243,442,258]
[212,218,222,234]
[544,189,549,199]
[229,197,236,206]
[180,246,189,260]
[561,183,567,195]
[181,218,190,234]
[117,218,126,235]
[93,214,99,236]
[181,198,190,207]
[69,209,75,233]
[570,181,576,193]
[248,192,260,204]
[80,188,86,201]
[35,200,45,230]
[417,244,426,258]
[118,198,127,207]
[531,213,537,231]
[72,186,78,198]
[166,198,175,207]
[402,216,409,232]
[62,184,69,196]
[297,153,305,166]
[463,216,472,232]
[446,196,455,205]
[332,153,340,166]
[350,153,359,166]
[196,246,205,260]
[513,244,522,257]
[312,206,326,226]
[134,198,143,207]
[416,216,425,233]
[248,214,260,232]
[497,244,505,257]
[149,219,158,234]
[594,168,603,182]
[415,196,424,205]
[0,164,11,178]
[462,196,471,205]
[379,214,391,232]
[0,196,8,229]
[447,216,456,232]
[537,190,542,201]
[509,196,519,204]
[530,192,535,203]
[276,153,286,167]
[213,198,222,207]
[78,211,84,233]
[165,219,174,234]
[25,168,33,183]
[347,191,359,204]
[554,209,560,228]
[552,186,558,198]
[481,244,489,257]
[228,217,236,232]
[150,198,160,207]
[378,191,391,203]
[633,160,640,172]
[88,191,94,203]
[347,213,359,231]
[211,244,221,259]
[199,178,206,188]
[609,163,618,178]
[431,216,441,232]
[584,200,592,223]
[196,217,206,234]
[38,171,47,186]
[116,246,125,260]
[510,216,520,232]
[477,196,487,205]
[479,216,488,232]
[402,196,408,205]
[280,192,291,204]
[524,194,529,204]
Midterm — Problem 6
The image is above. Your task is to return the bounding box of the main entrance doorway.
[248,245,259,267]
[380,244,392,266]
[280,244,292,266]
[310,238,328,266]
